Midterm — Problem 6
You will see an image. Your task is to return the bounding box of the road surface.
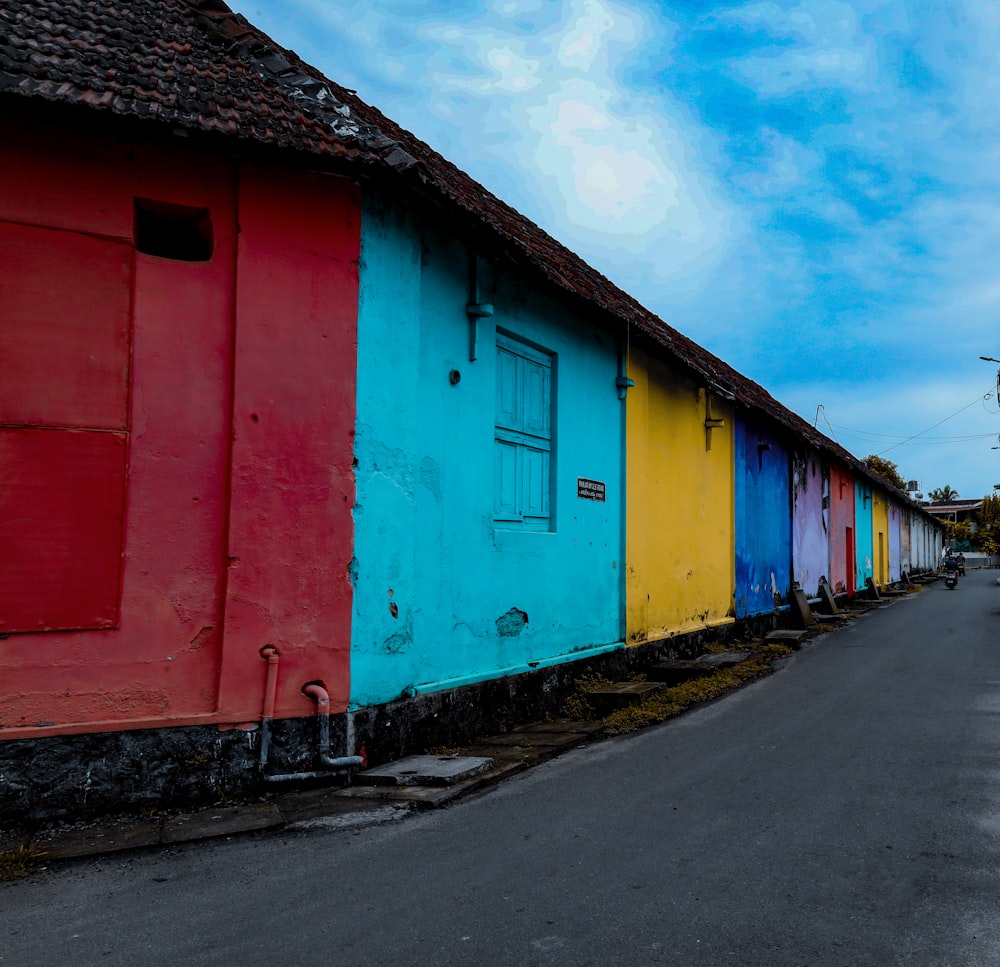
[4,570,1000,966]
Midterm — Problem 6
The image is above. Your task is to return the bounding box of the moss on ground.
[568,643,796,737]
[561,672,613,720]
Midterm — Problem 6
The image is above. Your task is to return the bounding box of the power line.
[827,427,997,443]
[878,393,990,456]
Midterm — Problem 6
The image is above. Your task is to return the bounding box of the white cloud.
[556,0,624,71]
[715,0,876,95]
[527,80,684,234]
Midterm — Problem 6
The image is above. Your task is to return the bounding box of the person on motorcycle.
[944,554,960,588]
[956,552,966,575]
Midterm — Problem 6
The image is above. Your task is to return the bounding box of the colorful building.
[827,463,857,596]
[625,352,735,643]
[351,196,625,709]
[792,448,829,598]
[855,480,876,592]
[1,97,362,814]
[734,415,792,618]
[0,0,947,824]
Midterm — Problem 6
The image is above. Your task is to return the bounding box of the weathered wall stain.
[496,608,529,637]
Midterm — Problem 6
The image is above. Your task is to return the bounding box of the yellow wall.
[626,347,735,643]
[872,490,890,588]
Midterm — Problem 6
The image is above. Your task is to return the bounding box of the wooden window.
[494,333,553,529]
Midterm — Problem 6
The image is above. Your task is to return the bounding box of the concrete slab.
[354,754,494,787]
[160,804,284,845]
[464,742,539,763]
[818,580,840,614]
[764,630,809,647]
[285,805,410,833]
[466,740,584,773]
[333,784,467,808]
[587,681,663,713]
[791,588,817,628]
[41,820,163,859]
[274,787,396,825]
[471,730,587,748]
[695,651,749,667]
[647,652,748,684]
[511,719,605,737]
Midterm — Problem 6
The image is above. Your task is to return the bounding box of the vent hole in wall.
[135,199,213,261]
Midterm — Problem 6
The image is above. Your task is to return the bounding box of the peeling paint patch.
[419,456,442,501]
[496,608,528,637]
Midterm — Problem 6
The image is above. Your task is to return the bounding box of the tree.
[928,485,960,501]
[863,455,906,491]
[979,494,1000,557]
[951,520,974,551]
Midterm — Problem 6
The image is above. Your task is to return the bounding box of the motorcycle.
[945,568,958,590]
[957,561,966,576]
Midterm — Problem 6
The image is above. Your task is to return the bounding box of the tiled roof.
[0,0,934,513]
[0,0,419,166]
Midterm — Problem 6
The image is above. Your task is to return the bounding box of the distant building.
[923,499,983,530]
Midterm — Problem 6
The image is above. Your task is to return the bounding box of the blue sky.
[235,0,1000,500]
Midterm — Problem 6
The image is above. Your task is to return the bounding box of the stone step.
[763,629,809,647]
[354,754,494,787]
[646,651,750,684]
[586,681,664,715]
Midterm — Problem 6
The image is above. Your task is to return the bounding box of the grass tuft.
[0,843,48,882]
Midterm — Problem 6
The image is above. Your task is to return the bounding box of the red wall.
[0,116,360,738]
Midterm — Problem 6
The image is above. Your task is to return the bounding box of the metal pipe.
[261,646,280,719]
[302,683,364,770]
[258,645,280,770]
[257,669,363,784]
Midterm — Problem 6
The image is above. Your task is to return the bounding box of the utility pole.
[981,356,1000,396]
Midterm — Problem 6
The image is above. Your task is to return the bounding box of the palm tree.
[929,485,960,502]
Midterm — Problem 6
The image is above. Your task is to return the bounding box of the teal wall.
[854,481,874,590]
[350,196,624,709]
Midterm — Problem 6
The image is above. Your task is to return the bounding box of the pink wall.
[0,117,359,738]
[827,463,856,596]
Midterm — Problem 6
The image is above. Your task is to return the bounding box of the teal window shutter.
[494,333,553,529]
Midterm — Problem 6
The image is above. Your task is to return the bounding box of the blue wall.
[734,416,791,618]
[854,481,874,591]
[350,196,625,708]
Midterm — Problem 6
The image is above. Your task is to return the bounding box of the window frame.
[494,330,555,531]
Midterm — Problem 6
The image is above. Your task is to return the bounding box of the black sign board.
[577,477,606,502]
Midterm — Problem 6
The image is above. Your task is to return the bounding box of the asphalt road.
[5,571,1000,967]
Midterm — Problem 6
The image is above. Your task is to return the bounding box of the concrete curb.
[4,719,606,868]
